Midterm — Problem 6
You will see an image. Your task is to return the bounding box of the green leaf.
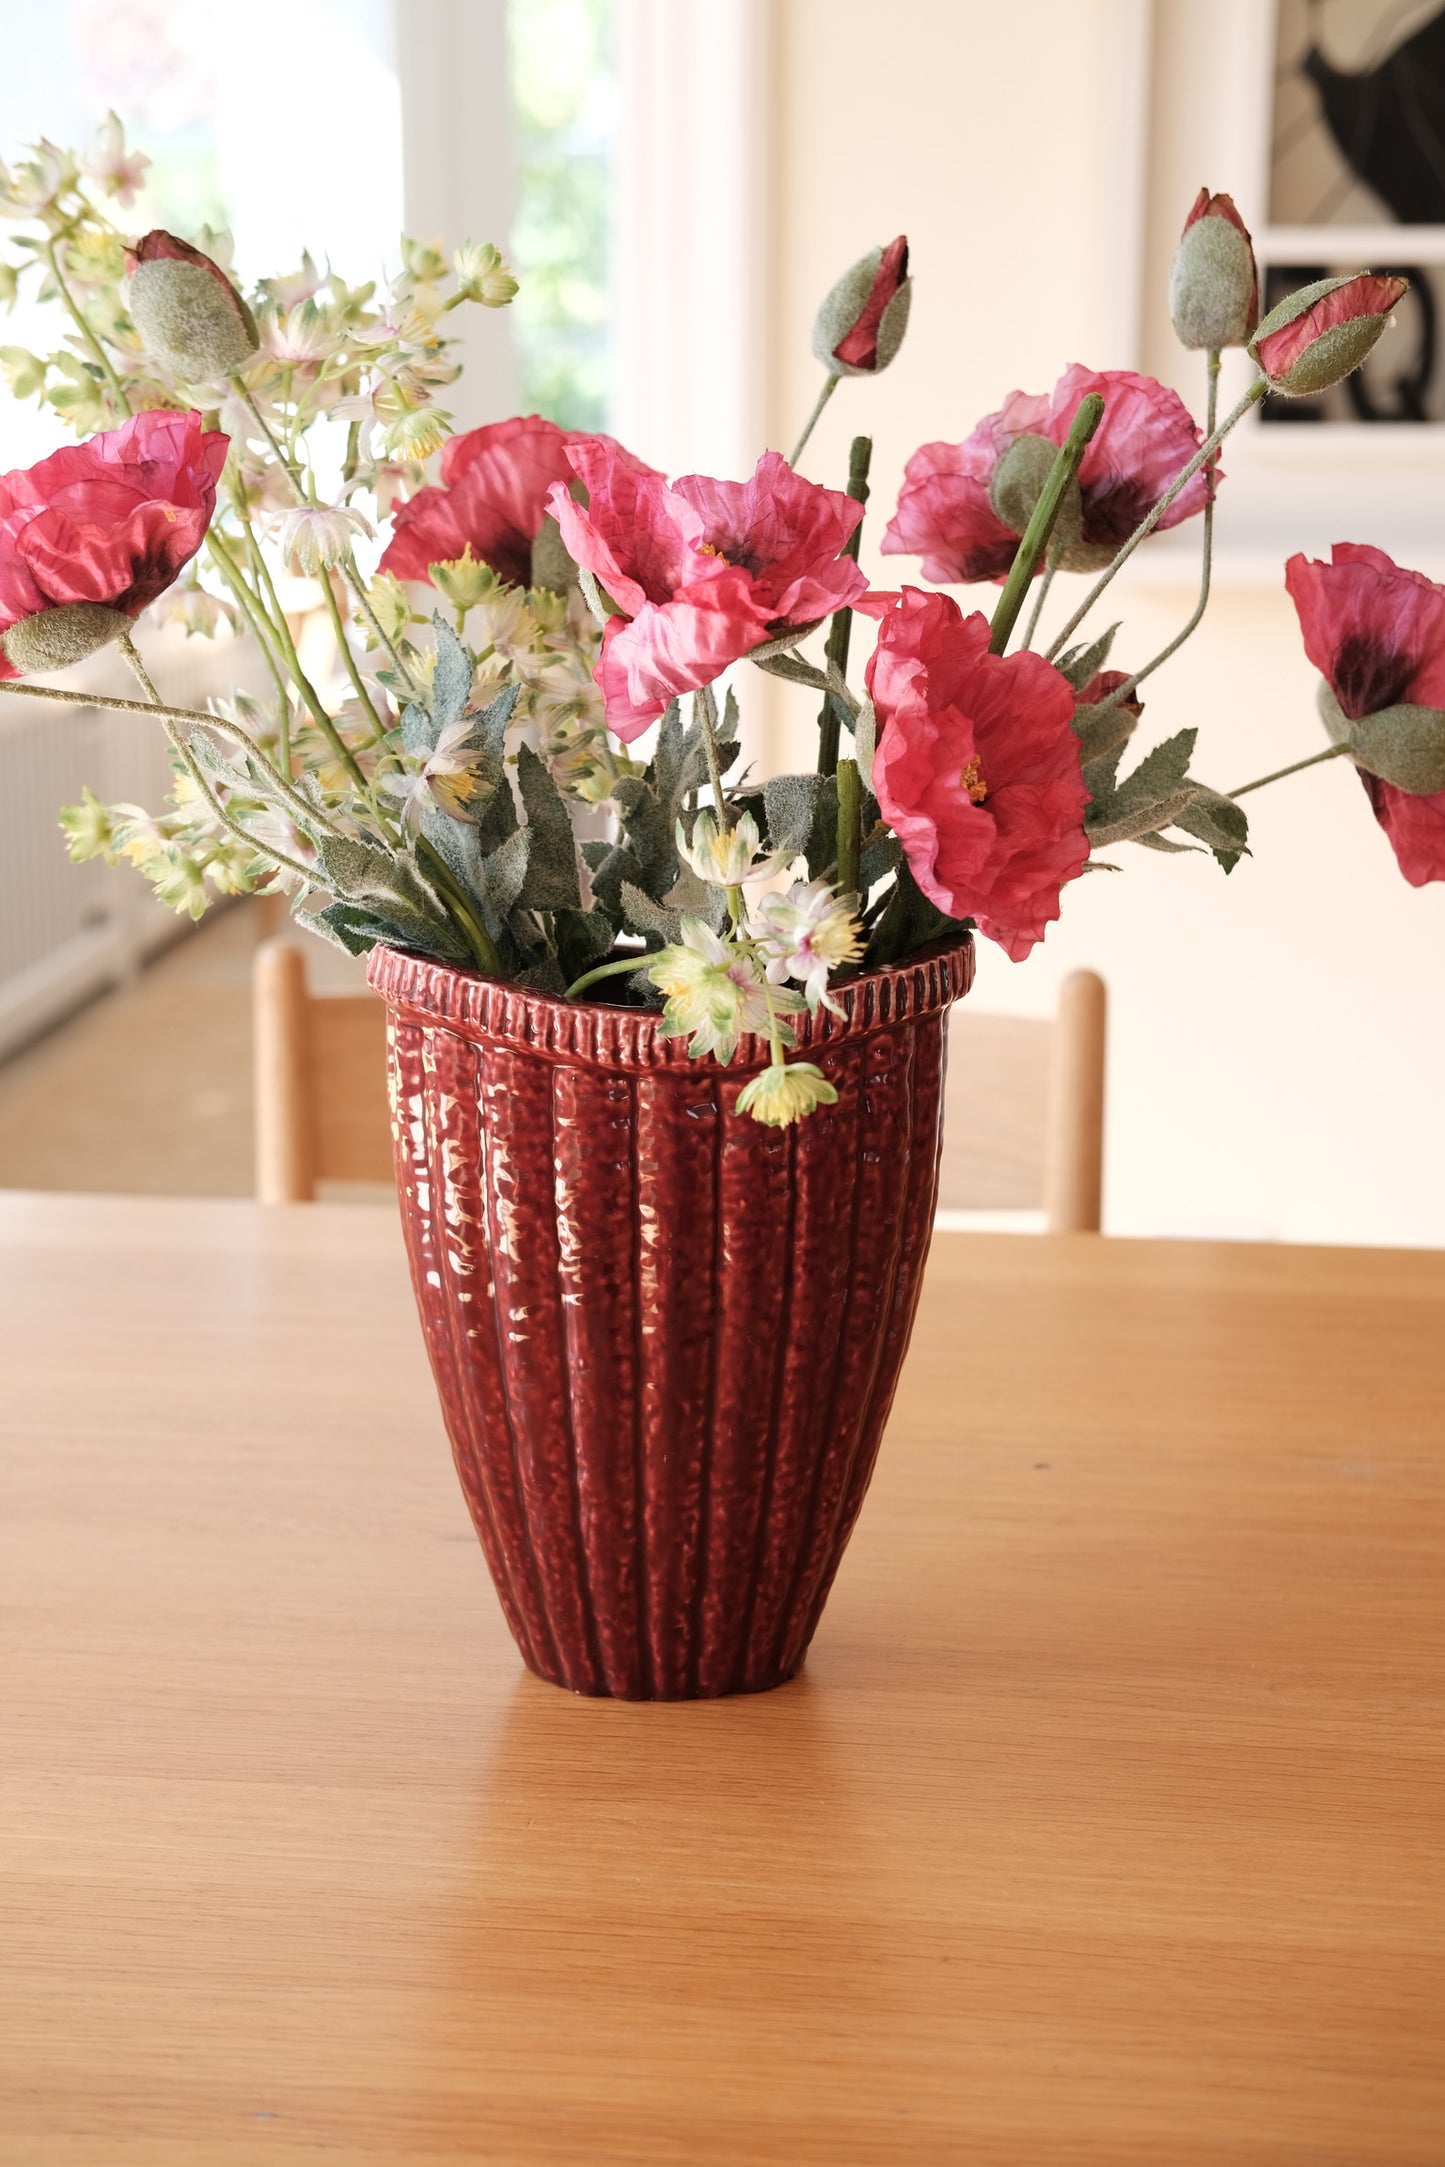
[430,612,474,735]
[764,772,821,859]
[621,880,682,946]
[1086,728,1197,844]
[1055,623,1119,691]
[554,908,616,982]
[1173,786,1250,872]
[1072,699,1140,765]
[611,774,674,895]
[1318,683,1445,795]
[476,825,531,929]
[750,649,831,692]
[515,741,582,909]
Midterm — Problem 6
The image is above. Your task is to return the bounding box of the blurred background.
[1,0,1442,1244]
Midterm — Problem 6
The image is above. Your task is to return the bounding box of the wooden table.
[3,1195,1443,2166]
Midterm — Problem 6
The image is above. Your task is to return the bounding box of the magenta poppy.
[0,408,229,678]
[379,415,655,590]
[548,442,869,737]
[881,364,1213,585]
[1286,541,1445,886]
[861,586,1089,958]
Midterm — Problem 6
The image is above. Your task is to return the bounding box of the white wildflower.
[650,919,804,1066]
[736,1061,839,1127]
[751,878,864,1015]
[83,113,150,210]
[271,502,373,576]
[453,240,519,308]
[676,808,784,888]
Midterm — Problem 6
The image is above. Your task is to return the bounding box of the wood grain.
[1,1195,1442,2165]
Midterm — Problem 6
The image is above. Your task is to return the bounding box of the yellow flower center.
[959,756,988,804]
[697,541,732,565]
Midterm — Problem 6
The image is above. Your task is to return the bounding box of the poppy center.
[959,755,988,804]
[1332,632,1412,720]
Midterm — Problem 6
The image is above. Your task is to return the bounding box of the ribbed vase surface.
[368,934,973,1699]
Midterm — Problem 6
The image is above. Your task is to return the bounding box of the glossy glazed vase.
[367,932,974,1700]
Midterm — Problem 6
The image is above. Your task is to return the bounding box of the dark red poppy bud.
[812,236,912,378]
[1170,189,1258,349]
[126,229,259,381]
[1250,272,1408,396]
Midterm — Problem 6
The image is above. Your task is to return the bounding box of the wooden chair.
[938,969,1107,1232]
[254,938,1106,1230]
[253,939,391,1202]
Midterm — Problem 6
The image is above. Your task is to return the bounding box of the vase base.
[520,1655,805,1703]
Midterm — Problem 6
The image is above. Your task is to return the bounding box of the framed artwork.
[1140,0,1445,567]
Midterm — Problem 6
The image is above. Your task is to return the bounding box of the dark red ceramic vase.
[367,933,974,1699]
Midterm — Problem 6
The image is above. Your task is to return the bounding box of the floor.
[0,904,370,1197]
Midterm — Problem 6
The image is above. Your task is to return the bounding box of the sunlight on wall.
[0,0,402,465]
[507,0,615,429]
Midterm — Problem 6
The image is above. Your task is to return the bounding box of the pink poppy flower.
[0,408,229,678]
[861,586,1089,958]
[379,415,656,591]
[1285,541,1445,887]
[1252,274,1408,396]
[548,443,869,737]
[881,364,1212,585]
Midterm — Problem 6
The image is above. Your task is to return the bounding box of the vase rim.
[367,930,974,1075]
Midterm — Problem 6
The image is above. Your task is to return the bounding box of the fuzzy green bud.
[1170,189,1258,349]
[126,230,259,381]
[1249,272,1408,396]
[2,601,133,675]
[811,236,911,378]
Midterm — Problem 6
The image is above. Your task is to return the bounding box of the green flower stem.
[115,634,329,893]
[726,883,746,932]
[758,973,789,1068]
[43,238,131,414]
[1046,373,1268,662]
[1095,349,1221,711]
[318,570,388,745]
[564,950,648,1000]
[789,371,840,469]
[413,835,501,976]
[697,683,732,829]
[868,869,910,969]
[989,393,1106,656]
[228,371,425,701]
[836,756,862,896]
[241,523,373,801]
[1017,557,1058,652]
[817,433,872,777]
[204,531,298,771]
[1228,741,1351,799]
[3,669,344,839]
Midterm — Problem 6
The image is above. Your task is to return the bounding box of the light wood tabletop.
[2,1194,1443,2166]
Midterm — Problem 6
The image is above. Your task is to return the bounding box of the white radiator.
[0,630,255,1062]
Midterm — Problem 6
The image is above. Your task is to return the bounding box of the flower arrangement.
[1,127,1440,1130]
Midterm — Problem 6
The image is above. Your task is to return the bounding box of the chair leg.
[253,939,316,1203]
[1043,969,1106,1234]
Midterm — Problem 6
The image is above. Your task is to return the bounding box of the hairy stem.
[817,433,872,776]
[1095,349,1221,710]
[319,571,388,744]
[989,393,1106,655]
[697,683,732,829]
[564,949,648,1000]
[790,371,839,468]
[413,836,501,976]
[1047,373,1268,661]
[1017,558,1058,652]
[44,238,131,413]
[1229,741,1351,799]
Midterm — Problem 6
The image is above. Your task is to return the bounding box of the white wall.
[763,0,1445,1246]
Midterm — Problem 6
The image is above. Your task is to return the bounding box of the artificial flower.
[751,879,864,1013]
[881,364,1212,583]
[812,235,911,376]
[1251,273,1408,396]
[1285,542,1445,887]
[83,112,151,211]
[550,443,869,736]
[1170,190,1258,349]
[271,502,373,576]
[0,408,228,676]
[862,587,1089,959]
[126,230,259,380]
[649,918,804,1065]
[452,241,519,308]
[380,414,618,590]
[735,1061,840,1126]
[675,807,781,887]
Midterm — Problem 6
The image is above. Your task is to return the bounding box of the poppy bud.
[126,230,259,381]
[1249,272,1408,396]
[811,235,911,377]
[1,600,133,674]
[987,433,1084,560]
[1170,189,1258,349]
